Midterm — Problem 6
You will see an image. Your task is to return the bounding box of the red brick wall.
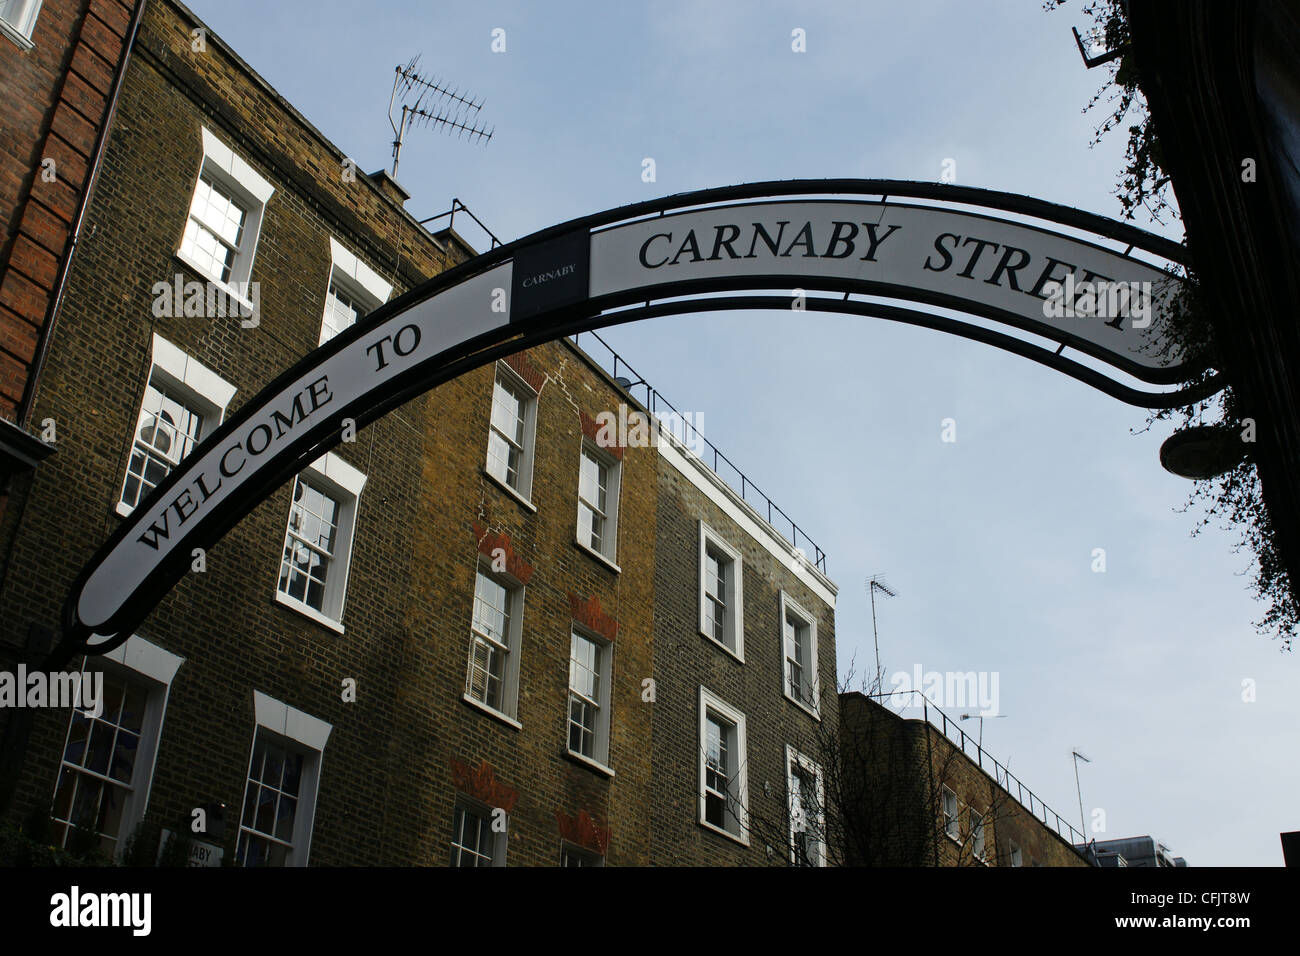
[0,0,136,423]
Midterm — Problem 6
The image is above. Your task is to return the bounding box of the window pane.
[568,633,599,700]
[237,734,303,867]
[278,477,340,613]
[119,682,146,735]
[0,0,36,34]
[568,694,594,756]
[282,751,303,797]
[490,380,524,445]
[790,764,820,865]
[579,451,607,514]
[785,612,808,699]
[322,280,362,342]
[180,174,247,284]
[191,177,246,247]
[704,549,729,645]
[703,711,740,832]
[109,730,138,784]
[467,571,515,712]
[450,805,496,867]
[254,786,276,834]
[706,717,727,776]
[85,721,115,776]
[706,552,727,603]
[579,503,604,552]
[180,218,236,283]
[568,633,601,758]
[487,376,528,491]
[51,674,147,852]
[486,431,520,488]
[705,790,726,828]
[471,572,510,643]
[121,375,204,511]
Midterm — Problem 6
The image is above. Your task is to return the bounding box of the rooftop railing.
[420,198,503,250]
[411,201,829,576]
[571,329,829,575]
[872,690,1089,852]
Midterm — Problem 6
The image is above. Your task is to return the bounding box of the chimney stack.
[368,169,410,208]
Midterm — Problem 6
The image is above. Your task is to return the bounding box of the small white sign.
[158,828,224,867]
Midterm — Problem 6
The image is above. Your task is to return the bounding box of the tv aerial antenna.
[867,574,897,689]
[1072,749,1092,839]
[387,55,493,178]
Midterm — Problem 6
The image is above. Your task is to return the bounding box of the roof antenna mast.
[387,55,494,178]
[867,574,898,689]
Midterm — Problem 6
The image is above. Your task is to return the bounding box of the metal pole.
[1072,750,1091,839]
[870,584,881,688]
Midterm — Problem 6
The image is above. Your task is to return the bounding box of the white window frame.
[559,841,604,867]
[273,451,366,633]
[450,794,506,867]
[1009,842,1023,867]
[698,686,748,845]
[786,745,826,867]
[318,237,392,345]
[462,561,525,728]
[942,786,960,842]
[970,808,987,862]
[176,127,274,298]
[698,521,744,662]
[779,590,820,718]
[116,335,236,518]
[49,635,183,860]
[575,439,621,570]
[235,691,330,867]
[0,0,42,47]
[484,363,539,506]
[565,625,614,775]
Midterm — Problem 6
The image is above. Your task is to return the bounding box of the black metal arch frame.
[55,179,1221,663]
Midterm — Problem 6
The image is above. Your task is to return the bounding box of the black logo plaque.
[510,228,591,322]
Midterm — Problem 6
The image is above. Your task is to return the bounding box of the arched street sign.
[59,179,1221,657]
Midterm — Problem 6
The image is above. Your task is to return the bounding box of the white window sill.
[0,18,34,50]
[574,538,621,574]
[462,694,522,730]
[273,591,345,635]
[698,818,749,847]
[945,831,963,847]
[782,689,821,722]
[114,500,134,518]
[699,630,744,664]
[481,467,537,513]
[174,251,257,314]
[563,748,614,778]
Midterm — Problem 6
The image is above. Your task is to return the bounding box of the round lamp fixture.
[1159,424,1247,480]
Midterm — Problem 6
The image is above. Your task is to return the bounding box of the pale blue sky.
[187,0,1296,866]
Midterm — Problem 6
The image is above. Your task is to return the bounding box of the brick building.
[838,693,1092,867]
[0,0,840,866]
[650,401,837,864]
[0,0,138,501]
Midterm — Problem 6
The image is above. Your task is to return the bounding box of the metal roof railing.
[419,198,502,250]
[871,690,1089,852]
[571,329,829,575]
[408,203,831,574]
